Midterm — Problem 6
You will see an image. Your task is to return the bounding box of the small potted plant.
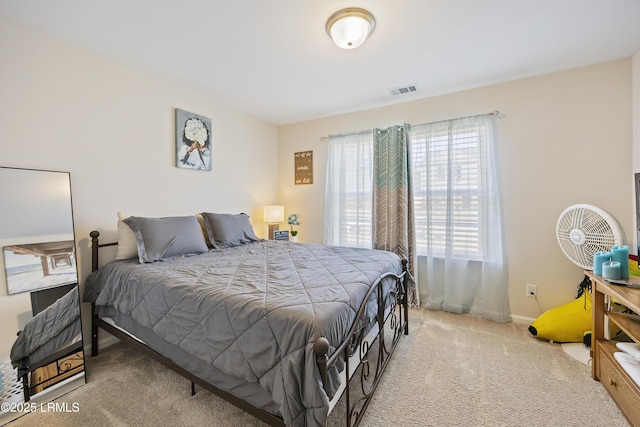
[288,213,301,242]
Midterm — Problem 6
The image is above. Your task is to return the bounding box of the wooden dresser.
[588,271,640,425]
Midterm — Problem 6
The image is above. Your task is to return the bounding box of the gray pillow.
[200,212,260,248]
[123,216,209,263]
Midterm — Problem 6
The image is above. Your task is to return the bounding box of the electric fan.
[556,204,625,270]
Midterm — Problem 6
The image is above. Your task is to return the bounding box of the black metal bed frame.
[17,342,84,402]
[89,230,409,426]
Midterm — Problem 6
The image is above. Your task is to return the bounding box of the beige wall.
[0,17,279,352]
[279,59,633,323]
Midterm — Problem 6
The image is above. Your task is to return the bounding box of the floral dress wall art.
[175,108,212,171]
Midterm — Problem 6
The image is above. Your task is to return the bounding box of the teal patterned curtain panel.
[373,124,418,307]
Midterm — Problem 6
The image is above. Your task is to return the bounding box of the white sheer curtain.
[324,131,374,248]
[410,115,511,323]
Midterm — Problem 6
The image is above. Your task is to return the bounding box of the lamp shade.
[264,205,284,223]
[326,7,375,49]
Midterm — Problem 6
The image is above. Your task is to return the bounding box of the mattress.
[84,240,402,426]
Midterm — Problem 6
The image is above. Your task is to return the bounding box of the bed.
[83,213,408,426]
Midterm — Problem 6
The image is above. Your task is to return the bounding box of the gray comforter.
[83,240,402,426]
[11,287,81,367]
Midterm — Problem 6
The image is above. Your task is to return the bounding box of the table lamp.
[264,205,284,239]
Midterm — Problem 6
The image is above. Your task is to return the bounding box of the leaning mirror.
[0,167,85,425]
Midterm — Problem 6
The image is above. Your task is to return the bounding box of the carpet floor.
[7,309,628,426]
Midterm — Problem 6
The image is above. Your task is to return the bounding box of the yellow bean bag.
[528,293,591,343]
[629,256,640,277]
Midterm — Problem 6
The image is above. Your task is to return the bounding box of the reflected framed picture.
[175,108,212,171]
[3,241,77,295]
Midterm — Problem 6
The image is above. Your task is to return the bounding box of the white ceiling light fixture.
[326,7,376,49]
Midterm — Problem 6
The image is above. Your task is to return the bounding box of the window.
[323,115,508,321]
[324,117,495,260]
[323,131,374,248]
[410,119,489,260]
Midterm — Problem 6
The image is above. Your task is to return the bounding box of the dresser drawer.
[599,346,640,425]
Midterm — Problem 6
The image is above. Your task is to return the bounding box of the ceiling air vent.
[389,84,417,96]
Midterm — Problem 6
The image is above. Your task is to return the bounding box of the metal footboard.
[314,259,408,426]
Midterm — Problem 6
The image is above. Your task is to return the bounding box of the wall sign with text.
[274,230,289,241]
[294,151,313,185]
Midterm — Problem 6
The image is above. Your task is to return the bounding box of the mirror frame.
[0,166,85,425]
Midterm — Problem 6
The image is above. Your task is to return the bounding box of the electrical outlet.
[526,284,537,298]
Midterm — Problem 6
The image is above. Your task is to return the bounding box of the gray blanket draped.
[11,287,81,367]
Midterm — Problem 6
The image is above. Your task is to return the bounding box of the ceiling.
[2,0,640,126]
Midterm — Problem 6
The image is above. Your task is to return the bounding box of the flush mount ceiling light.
[326,7,375,49]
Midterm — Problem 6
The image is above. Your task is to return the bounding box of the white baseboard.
[83,332,120,355]
[511,314,536,325]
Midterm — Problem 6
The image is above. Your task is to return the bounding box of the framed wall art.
[294,150,313,185]
[176,108,212,171]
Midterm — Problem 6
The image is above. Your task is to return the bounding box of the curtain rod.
[414,110,500,127]
[320,128,373,142]
[319,110,499,141]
